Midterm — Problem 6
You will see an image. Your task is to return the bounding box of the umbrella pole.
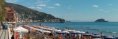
[19,32,23,39]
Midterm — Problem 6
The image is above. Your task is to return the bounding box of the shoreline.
[13,25,118,39]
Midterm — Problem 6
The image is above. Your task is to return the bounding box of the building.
[5,6,18,28]
[5,6,16,22]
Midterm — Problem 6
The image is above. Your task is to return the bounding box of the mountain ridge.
[5,3,65,22]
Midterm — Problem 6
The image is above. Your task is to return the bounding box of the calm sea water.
[29,22,118,36]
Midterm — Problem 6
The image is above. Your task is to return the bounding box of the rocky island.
[95,19,108,22]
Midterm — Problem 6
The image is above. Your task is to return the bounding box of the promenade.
[0,30,9,39]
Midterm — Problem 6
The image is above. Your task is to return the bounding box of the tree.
[0,0,5,21]
[0,0,5,27]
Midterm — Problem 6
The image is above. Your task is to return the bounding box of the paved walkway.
[0,30,9,39]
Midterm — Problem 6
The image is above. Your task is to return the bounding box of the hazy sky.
[6,0,118,22]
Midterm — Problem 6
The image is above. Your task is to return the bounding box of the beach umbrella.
[14,26,28,39]
[65,30,85,34]
[14,26,28,33]
[62,31,69,33]
[54,30,62,32]
[42,30,51,33]
[36,29,51,33]
[74,31,85,34]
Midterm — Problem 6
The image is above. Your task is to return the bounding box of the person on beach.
[1,22,7,30]
[43,33,50,39]
[77,34,82,39]
[47,33,54,39]
[71,34,77,39]
[11,35,14,39]
[58,33,63,39]
[65,33,70,39]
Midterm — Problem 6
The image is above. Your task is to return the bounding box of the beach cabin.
[5,6,18,31]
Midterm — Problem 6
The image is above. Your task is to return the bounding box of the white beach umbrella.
[42,30,51,33]
[79,31,86,34]
[14,26,28,39]
[62,31,69,33]
[74,31,85,34]
[36,29,51,33]
[14,26,28,33]
[54,29,62,32]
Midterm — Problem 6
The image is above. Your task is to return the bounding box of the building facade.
[5,6,18,22]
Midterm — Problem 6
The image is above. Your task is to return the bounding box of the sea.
[29,22,118,36]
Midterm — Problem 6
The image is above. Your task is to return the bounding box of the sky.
[5,0,118,22]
